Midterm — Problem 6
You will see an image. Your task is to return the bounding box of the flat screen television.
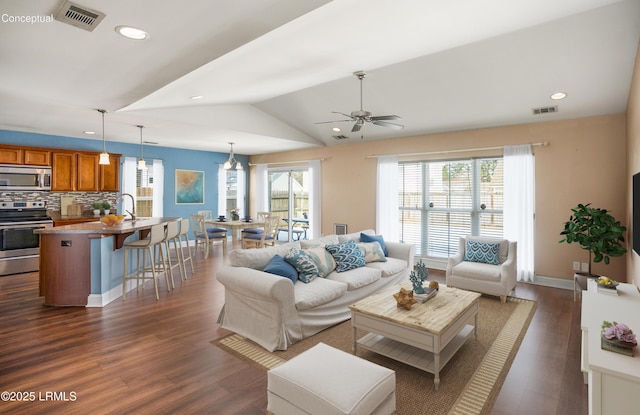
[634,172,640,255]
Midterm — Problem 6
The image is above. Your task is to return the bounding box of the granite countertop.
[35,217,180,235]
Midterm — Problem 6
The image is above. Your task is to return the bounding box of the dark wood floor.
[0,249,587,415]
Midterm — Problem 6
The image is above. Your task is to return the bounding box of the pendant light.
[137,125,146,170]
[98,109,110,165]
[223,142,242,170]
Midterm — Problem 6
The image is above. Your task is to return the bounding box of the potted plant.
[102,201,111,215]
[559,203,627,277]
[92,202,102,216]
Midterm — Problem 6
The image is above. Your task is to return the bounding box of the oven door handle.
[0,222,52,230]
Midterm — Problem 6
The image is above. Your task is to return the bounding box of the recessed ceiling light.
[190,95,204,100]
[332,127,341,132]
[84,131,96,135]
[115,25,149,40]
[550,92,567,100]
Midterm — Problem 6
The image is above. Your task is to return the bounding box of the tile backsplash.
[0,191,119,215]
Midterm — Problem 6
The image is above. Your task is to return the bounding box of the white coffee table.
[349,283,480,390]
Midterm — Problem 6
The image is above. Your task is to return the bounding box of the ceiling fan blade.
[370,115,402,121]
[351,122,363,133]
[331,111,355,120]
[372,120,404,130]
[314,119,352,125]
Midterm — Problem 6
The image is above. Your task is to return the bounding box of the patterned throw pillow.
[357,241,387,263]
[463,240,500,265]
[303,246,336,278]
[284,248,319,283]
[326,240,366,272]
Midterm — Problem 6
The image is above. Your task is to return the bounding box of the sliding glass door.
[268,169,310,241]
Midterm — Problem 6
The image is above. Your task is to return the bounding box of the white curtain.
[218,165,226,216]
[504,144,535,282]
[121,157,137,219]
[152,159,163,217]
[254,164,268,216]
[376,155,399,241]
[236,168,246,215]
[308,160,322,240]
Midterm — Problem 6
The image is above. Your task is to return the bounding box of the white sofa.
[216,230,415,351]
[445,236,517,303]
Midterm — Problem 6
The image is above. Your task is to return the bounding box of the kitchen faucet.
[115,193,136,221]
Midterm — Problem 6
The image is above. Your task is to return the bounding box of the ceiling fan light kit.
[316,71,404,138]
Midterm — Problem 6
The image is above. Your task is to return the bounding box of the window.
[398,157,503,258]
[136,166,153,217]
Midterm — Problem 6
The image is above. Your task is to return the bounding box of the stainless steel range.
[0,200,52,276]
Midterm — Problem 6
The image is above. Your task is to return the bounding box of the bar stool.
[122,223,171,301]
[161,220,183,285]
[177,218,194,277]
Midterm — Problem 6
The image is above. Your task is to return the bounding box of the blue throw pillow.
[463,240,500,265]
[284,248,319,283]
[326,240,366,272]
[360,233,387,256]
[263,255,298,283]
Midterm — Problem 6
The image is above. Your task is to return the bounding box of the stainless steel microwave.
[0,164,52,191]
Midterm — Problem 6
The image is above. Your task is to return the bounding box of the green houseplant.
[559,203,627,276]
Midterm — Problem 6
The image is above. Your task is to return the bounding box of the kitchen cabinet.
[52,152,76,192]
[99,154,120,192]
[77,153,99,192]
[0,147,23,164]
[24,149,51,166]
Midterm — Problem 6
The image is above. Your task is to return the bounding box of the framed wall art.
[175,169,204,204]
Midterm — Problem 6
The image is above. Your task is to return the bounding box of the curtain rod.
[248,158,325,167]
[364,141,550,159]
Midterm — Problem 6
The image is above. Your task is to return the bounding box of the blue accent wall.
[0,129,249,219]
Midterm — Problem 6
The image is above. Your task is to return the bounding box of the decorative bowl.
[596,276,619,289]
[100,214,126,226]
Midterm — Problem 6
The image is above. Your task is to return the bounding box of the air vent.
[532,105,558,115]
[54,1,105,32]
[332,135,349,140]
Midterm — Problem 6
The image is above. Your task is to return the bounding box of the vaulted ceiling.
[1,0,638,155]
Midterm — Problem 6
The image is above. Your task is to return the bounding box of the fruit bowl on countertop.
[100,214,126,226]
[596,276,619,289]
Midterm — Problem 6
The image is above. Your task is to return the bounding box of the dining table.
[205,219,265,248]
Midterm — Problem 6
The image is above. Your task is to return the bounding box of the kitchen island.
[36,217,180,307]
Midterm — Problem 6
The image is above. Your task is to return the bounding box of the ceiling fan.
[316,71,404,136]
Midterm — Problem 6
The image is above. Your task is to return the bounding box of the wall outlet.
[581,262,589,272]
[572,261,580,271]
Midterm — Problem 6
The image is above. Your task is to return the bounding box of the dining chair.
[241,211,269,239]
[197,210,214,222]
[191,214,227,258]
[242,215,280,249]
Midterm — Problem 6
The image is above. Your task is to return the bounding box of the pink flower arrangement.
[602,321,637,345]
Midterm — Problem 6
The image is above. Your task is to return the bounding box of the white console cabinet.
[581,279,640,415]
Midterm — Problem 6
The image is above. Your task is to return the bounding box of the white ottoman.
[267,342,395,415]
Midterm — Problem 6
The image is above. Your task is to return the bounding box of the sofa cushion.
[300,235,339,249]
[326,266,381,290]
[464,239,500,265]
[357,241,387,263]
[326,240,366,272]
[285,248,319,283]
[452,261,502,282]
[294,278,347,311]
[338,229,374,243]
[304,246,336,278]
[359,233,388,256]
[230,242,301,269]
[365,257,408,278]
[465,236,509,264]
[263,255,298,283]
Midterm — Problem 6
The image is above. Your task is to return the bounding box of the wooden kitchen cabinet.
[52,152,76,191]
[24,149,51,165]
[99,154,120,192]
[76,153,99,192]
[0,147,23,164]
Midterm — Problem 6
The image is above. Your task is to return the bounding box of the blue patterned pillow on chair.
[326,240,366,272]
[284,248,319,283]
[463,240,500,265]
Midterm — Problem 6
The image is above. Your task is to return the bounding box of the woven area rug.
[212,296,536,415]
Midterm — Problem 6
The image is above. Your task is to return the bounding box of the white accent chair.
[446,236,517,303]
